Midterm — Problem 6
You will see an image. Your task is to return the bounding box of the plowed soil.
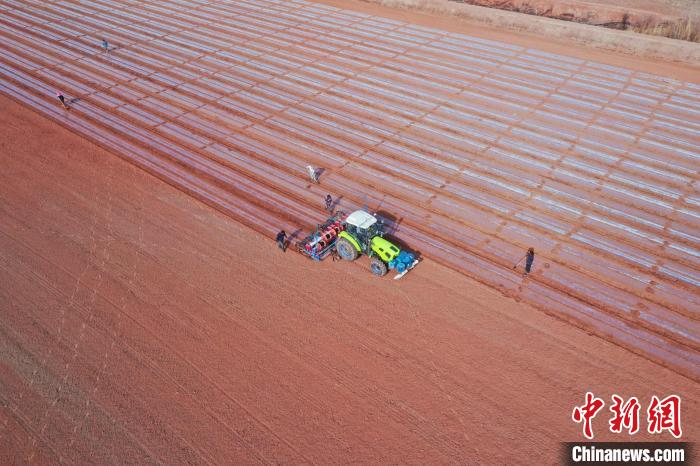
[0,0,699,462]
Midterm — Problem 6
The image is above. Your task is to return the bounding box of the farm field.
[1,93,699,463]
[0,0,699,462]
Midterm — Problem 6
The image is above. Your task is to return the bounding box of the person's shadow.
[330,195,343,212]
[68,97,81,105]
[287,228,303,250]
[288,228,303,241]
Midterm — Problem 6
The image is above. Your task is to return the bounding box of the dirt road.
[1,93,697,463]
[368,0,700,31]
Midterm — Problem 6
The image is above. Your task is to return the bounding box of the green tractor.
[335,210,402,276]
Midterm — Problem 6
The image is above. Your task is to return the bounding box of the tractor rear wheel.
[336,237,359,261]
[370,257,388,277]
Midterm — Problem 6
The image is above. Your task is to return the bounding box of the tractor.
[336,210,420,277]
[335,210,397,276]
[297,209,418,278]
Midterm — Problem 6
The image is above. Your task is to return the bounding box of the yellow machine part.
[371,236,400,262]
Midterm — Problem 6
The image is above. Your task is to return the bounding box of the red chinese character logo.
[572,392,605,439]
[647,395,682,438]
[609,395,640,434]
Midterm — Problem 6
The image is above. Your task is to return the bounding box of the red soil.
[0,0,698,461]
[1,93,697,464]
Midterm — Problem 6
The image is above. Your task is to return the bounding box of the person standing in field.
[513,247,535,276]
[102,39,109,52]
[325,194,333,213]
[276,230,287,252]
[56,91,68,109]
[306,165,319,184]
[524,247,535,276]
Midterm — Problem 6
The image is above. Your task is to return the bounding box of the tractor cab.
[344,210,381,249]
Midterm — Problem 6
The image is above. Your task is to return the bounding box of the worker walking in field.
[276,230,287,252]
[513,247,535,276]
[102,39,109,52]
[306,165,319,184]
[325,194,333,213]
[56,91,68,109]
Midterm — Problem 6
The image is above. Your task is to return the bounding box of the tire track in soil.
[0,167,309,464]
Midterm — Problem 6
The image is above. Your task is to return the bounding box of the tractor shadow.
[375,210,401,234]
[330,195,344,213]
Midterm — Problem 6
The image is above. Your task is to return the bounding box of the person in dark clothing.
[524,247,535,275]
[276,230,287,252]
[102,39,109,52]
[325,194,333,213]
[513,247,535,276]
[56,91,68,109]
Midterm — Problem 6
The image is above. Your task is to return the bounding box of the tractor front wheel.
[370,257,388,277]
[336,237,359,261]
